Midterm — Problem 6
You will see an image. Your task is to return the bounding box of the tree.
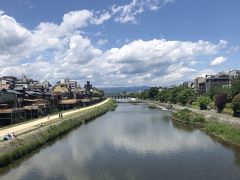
[232,94,240,117]
[167,86,185,104]
[140,90,149,99]
[148,87,159,99]
[214,92,228,113]
[231,75,240,99]
[206,85,230,100]
[177,88,197,105]
[157,89,170,102]
[197,96,211,110]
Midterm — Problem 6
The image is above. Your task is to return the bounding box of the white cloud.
[60,10,93,34]
[227,46,240,53]
[111,0,174,24]
[0,10,228,87]
[91,11,111,25]
[61,35,102,64]
[196,69,216,78]
[97,39,108,46]
[189,60,200,65]
[210,56,227,66]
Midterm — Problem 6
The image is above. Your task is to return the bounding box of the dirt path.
[0,99,110,138]
[147,100,240,128]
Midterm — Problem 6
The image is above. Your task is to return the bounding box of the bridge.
[107,95,130,99]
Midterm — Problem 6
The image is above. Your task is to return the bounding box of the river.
[1,103,240,180]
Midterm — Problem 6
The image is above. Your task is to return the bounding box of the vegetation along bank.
[0,99,117,167]
[173,108,240,147]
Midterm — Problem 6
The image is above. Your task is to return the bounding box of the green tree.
[148,87,159,99]
[206,85,230,100]
[140,90,149,99]
[158,89,170,102]
[167,86,185,103]
[231,75,240,99]
[128,92,138,98]
[177,88,197,105]
[214,92,228,113]
[196,96,211,110]
[232,94,240,117]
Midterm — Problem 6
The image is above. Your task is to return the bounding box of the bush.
[214,93,228,113]
[196,96,211,110]
[232,94,240,117]
[173,109,206,125]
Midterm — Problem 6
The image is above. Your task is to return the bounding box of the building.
[0,89,25,125]
[0,75,105,125]
[183,81,194,88]
[194,77,206,95]
[60,78,77,92]
[205,74,230,93]
[69,80,77,92]
[52,84,70,99]
[0,76,17,90]
[84,81,92,92]
[229,70,240,78]
[40,80,51,92]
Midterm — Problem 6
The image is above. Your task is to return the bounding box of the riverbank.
[144,100,240,148]
[0,99,117,167]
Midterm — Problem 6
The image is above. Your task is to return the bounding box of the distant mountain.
[102,86,149,95]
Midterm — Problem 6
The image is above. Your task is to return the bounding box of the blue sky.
[0,0,239,87]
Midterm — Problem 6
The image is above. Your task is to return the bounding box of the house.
[0,76,17,90]
[0,89,25,125]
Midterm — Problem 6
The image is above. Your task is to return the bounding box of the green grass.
[204,122,240,146]
[0,99,117,167]
[173,108,240,147]
[222,107,233,116]
[173,109,206,125]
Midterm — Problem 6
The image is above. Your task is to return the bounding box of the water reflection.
[1,103,240,180]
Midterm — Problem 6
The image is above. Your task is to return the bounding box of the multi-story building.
[84,81,92,92]
[183,81,194,88]
[194,77,206,95]
[60,78,77,92]
[0,75,103,125]
[205,74,230,93]
[69,80,77,92]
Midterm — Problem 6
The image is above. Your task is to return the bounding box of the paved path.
[147,100,240,128]
[0,99,110,137]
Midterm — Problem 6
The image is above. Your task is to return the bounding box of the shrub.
[232,94,240,117]
[173,109,206,125]
[214,93,228,113]
[196,96,211,110]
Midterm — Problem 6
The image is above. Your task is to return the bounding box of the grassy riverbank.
[173,109,206,125]
[173,108,240,147]
[204,122,240,146]
[0,99,117,167]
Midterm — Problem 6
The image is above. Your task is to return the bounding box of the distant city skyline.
[0,0,239,87]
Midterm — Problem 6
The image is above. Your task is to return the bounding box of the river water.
[1,103,240,180]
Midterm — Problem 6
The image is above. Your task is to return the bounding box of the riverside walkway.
[146,100,240,128]
[0,99,110,138]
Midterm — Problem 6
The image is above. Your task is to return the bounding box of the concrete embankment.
[0,99,117,167]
